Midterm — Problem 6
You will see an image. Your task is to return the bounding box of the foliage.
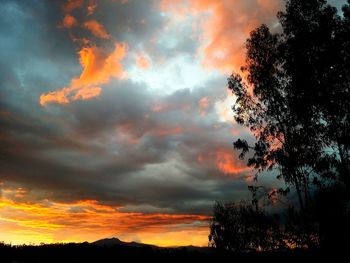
[221,0,350,252]
[209,202,284,252]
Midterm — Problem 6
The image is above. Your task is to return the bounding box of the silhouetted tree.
[228,0,349,249]
[209,202,284,252]
[318,0,350,192]
[278,0,350,191]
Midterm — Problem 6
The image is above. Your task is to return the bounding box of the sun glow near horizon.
[0,194,209,247]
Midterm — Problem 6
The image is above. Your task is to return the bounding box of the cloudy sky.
[0,0,344,246]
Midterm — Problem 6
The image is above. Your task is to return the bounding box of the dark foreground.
[0,239,339,263]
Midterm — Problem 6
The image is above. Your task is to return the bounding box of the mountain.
[91,237,214,253]
[92,237,159,248]
[92,237,124,247]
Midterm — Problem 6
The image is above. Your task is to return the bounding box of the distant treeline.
[0,241,337,262]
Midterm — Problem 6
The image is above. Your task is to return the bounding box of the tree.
[318,0,350,192]
[228,0,349,248]
[209,202,283,252]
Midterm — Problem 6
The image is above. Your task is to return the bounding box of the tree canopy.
[229,0,349,209]
[210,0,350,252]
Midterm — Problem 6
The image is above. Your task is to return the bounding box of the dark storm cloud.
[0,0,78,73]
[1,74,252,214]
[0,0,254,215]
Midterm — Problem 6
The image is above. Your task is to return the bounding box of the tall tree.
[228,0,349,247]
[320,0,350,191]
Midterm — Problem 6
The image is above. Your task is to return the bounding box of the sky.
[0,0,344,247]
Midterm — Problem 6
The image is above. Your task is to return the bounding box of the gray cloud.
[0,0,269,216]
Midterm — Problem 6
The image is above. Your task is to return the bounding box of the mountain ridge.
[92,237,159,248]
[92,237,209,252]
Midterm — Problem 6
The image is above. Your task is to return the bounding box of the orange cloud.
[136,54,150,70]
[83,20,110,39]
[63,0,84,13]
[0,196,208,246]
[72,85,102,101]
[60,14,78,28]
[160,0,282,73]
[196,148,250,176]
[40,42,127,106]
[215,149,250,175]
[40,88,70,105]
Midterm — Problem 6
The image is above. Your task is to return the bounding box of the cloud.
[0,195,208,246]
[83,19,110,39]
[215,149,251,175]
[40,43,128,105]
[160,0,282,72]
[2,73,252,214]
[87,0,97,16]
[198,96,209,116]
[136,53,150,69]
[60,14,78,28]
[151,126,184,137]
[62,0,84,13]
[0,0,285,247]
[1,0,256,210]
[39,0,129,106]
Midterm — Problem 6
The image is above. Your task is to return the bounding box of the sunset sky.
[0,0,344,247]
